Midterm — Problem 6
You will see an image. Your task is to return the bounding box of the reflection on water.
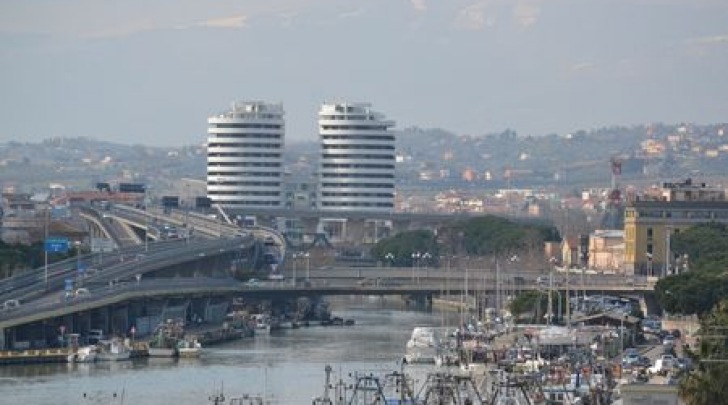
[0,297,461,405]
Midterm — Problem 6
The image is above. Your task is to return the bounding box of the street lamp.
[304,252,310,283]
[646,252,653,277]
[421,252,432,282]
[292,252,311,286]
[620,313,628,354]
[143,187,151,252]
[74,241,83,288]
[384,253,394,267]
[411,252,420,282]
[291,253,297,287]
[547,256,557,325]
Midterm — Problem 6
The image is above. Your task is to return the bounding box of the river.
[0,296,462,404]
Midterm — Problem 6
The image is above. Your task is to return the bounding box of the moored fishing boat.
[148,319,185,357]
[67,345,98,363]
[96,338,131,361]
[65,334,97,363]
[177,338,202,358]
[252,314,271,335]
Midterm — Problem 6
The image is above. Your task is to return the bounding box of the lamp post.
[43,207,49,290]
[547,257,556,325]
[291,254,297,287]
[74,241,82,288]
[421,252,432,283]
[646,252,653,277]
[384,253,394,268]
[144,188,150,252]
[665,226,672,277]
[620,313,626,354]
[411,252,420,283]
[304,252,310,283]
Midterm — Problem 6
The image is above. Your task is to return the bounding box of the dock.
[0,348,72,365]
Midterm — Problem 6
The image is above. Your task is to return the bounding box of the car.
[622,352,641,366]
[676,357,693,372]
[245,278,260,287]
[2,299,20,311]
[669,329,682,339]
[74,288,90,297]
[636,356,652,368]
[663,334,677,347]
[357,278,377,286]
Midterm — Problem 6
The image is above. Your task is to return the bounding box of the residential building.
[588,230,625,272]
[624,179,728,276]
[206,101,285,209]
[317,102,396,212]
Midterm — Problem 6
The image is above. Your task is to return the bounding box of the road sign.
[44,237,69,253]
[78,263,87,274]
[91,237,116,253]
[59,325,66,335]
[64,278,74,291]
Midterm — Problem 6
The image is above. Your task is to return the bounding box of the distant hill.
[2,122,726,193]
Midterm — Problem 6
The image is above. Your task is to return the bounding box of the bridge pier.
[110,305,130,338]
[406,293,433,311]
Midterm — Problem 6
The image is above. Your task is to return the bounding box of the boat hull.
[148,347,177,357]
[178,348,201,358]
[96,352,131,362]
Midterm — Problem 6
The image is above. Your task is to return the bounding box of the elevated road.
[0,268,654,331]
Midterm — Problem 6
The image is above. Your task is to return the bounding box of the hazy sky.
[1,0,727,146]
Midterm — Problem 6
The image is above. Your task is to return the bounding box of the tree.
[509,291,547,322]
[679,299,728,405]
[437,215,560,257]
[372,215,561,269]
[370,230,439,267]
[655,223,728,315]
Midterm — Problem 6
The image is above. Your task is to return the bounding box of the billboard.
[161,196,180,208]
[91,237,116,253]
[45,237,69,254]
[118,183,146,193]
[195,196,212,209]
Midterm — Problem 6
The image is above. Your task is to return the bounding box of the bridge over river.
[0,204,655,351]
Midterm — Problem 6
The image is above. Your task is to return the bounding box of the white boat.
[177,338,202,358]
[404,327,440,364]
[68,346,98,363]
[65,334,98,363]
[96,339,131,361]
[252,314,272,335]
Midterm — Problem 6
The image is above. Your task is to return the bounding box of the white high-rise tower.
[207,101,285,209]
[318,103,396,212]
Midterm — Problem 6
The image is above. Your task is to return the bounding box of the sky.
[1,0,727,147]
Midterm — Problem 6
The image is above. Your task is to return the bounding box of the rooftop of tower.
[211,101,284,120]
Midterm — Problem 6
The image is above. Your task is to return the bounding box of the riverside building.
[623,179,728,276]
[207,101,285,209]
[317,103,396,213]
